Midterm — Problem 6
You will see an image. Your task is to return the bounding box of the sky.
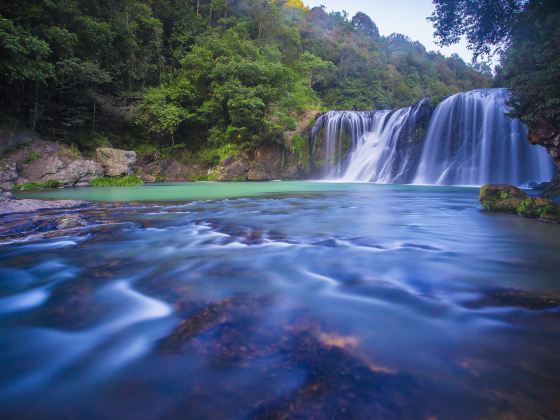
[303,0,473,63]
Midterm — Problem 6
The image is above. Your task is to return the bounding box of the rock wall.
[527,122,560,196]
[213,144,305,181]
[1,139,103,189]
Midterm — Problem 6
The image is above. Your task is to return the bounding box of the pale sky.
[303,0,473,63]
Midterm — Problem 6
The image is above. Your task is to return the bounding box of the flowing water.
[311,89,555,185]
[2,182,560,418]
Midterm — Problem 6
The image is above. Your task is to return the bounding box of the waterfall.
[309,88,555,186]
[310,111,377,178]
[413,89,554,185]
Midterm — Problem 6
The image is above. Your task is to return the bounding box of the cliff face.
[528,122,560,196]
[528,123,560,168]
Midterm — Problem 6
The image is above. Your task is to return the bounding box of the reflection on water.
[2,184,560,418]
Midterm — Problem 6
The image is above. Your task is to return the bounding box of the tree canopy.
[0,0,490,160]
[429,0,560,132]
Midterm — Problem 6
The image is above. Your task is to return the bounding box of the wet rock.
[0,197,85,215]
[216,158,249,181]
[56,214,88,230]
[212,145,306,181]
[96,147,136,176]
[463,288,560,310]
[135,156,206,182]
[528,122,560,169]
[140,173,156,183]
[480,184,560,222]
[22,156,103,185]
[0,162,18,190]
[528,181,549,191]
[0,191,14,200]
[479,184,527,213]
[5,139,103,186]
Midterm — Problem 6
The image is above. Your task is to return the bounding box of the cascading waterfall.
[413,89,553,185]
[310,111,377,178]
[310,88,555,186]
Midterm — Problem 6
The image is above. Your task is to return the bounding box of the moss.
[90,175,143,187]
[517,197,559,218]
[191,174,210,181]
[23,150,41,164]
[13,180,61,191]
[481,198,521,213]
[154,175,166,183]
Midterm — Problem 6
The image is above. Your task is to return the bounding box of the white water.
[311,89,555,186]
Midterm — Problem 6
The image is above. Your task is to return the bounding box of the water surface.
[3,182,560,418]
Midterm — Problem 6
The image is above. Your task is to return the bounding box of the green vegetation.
[23,150,42,164]
[480,184,560,221]
[0,0,489,160]
[90,176,144,187]
[13,180,62,191]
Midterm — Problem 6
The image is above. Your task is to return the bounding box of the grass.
[90,175,144,187]
[13,180,62,191]
[23,150,42,164]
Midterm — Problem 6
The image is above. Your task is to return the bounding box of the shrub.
[90,175,143,187]
[13,180,61,190]
[43,179,62,188]
[24,150,41,164]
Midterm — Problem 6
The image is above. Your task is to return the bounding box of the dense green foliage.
[0,0,488,159]
[90,175,143,187]
[430,0,560,132]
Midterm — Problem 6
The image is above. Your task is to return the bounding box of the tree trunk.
[92,100,96,131]
[32,80,39,131]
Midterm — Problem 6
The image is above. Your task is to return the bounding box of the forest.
[0,0,489,164]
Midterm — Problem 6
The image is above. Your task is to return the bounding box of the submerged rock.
[56,214,88,230]
[96,147,137,176]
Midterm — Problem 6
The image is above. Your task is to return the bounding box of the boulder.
[56,215,88,230]
[140,174,156,183]
[0,162,18,190]
[0,197,85,215]
[480,184,560,223]
[96,147,136,176]
[479,184,527,213]
[215,159,249,181]
[21,154,103,185]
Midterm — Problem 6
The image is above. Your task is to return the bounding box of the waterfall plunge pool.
[3,182,560,418]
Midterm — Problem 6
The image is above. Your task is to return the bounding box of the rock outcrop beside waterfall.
[527,122,560,197]
[211,145,305,181]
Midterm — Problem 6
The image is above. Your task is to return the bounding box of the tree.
[429,0,560,132]
[298,51,335,89]
[429,0,526,59]
[351,12,379,38]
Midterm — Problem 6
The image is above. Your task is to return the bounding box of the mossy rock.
[517,197,560,220]
[480,184,527,213]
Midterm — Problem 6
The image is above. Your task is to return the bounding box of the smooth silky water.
[2,182,560,418]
